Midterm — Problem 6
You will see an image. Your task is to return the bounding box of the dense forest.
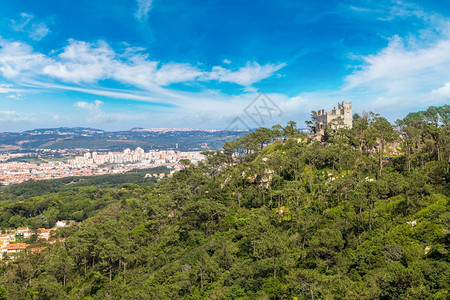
[0,105,448,299]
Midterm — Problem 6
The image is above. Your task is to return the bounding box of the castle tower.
[314,101,353,135]
[340,101,352,129]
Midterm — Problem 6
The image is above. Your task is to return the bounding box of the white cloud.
[331,1,450,117]
[0,32,284,129]
[0,111,28,122]
[135,0,153,21]
[6,93,23,100]
[0,84,14,93]
[278,96,308,112]
[25,80,175,104]
[11,13,33,31]
[0,84,29,101]
[73,99,155,125]
[431,82,450,98]
[345,35,450,95]
[208,62,286,86]
[10,13,51,41]
[154,63,204,86]
[74,100,102,111]
[29,23,51,41]
[43,40,116,83]
[0,39,50,79]
[349,5,378,13]
[74,100,114,123]
[0,38,285,95]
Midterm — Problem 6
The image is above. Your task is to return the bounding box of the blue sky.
[0,0,449,131]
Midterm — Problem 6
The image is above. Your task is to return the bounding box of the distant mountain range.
[0,127,247,152]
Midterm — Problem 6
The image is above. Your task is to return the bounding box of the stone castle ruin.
[314,101,352,135]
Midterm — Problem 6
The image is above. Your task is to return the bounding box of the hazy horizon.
[0,126,255,133]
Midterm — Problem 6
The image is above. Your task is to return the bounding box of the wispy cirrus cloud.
[0,84,16,93]
[29,23,50,41]
[10,13,51,41]
[0,83,29,98]
[135,0,153,22]
[208,62,286,86]
[73,99,159,125]
[74,100,115,123]
[0,110,29,122]
[7,93,23,100]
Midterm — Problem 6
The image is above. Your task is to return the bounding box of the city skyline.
[0,147,205,185]
[0,0,449,131]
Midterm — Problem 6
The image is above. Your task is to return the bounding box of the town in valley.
[0,147,206,186]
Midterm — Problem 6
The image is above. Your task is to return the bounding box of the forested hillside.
[0,105,448,299]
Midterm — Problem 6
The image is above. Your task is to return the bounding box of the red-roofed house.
[1,243,27,259]
[3,243,27,251]
[56,220,67,228]
[29,246,47,253]
[37,228,52,240]
[16,227,32,238]
[17,227,28,233]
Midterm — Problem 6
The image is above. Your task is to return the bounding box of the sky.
[0,0,449,131]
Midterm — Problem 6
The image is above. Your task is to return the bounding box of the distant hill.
[0,127,247,151]
[23,127,106,135]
